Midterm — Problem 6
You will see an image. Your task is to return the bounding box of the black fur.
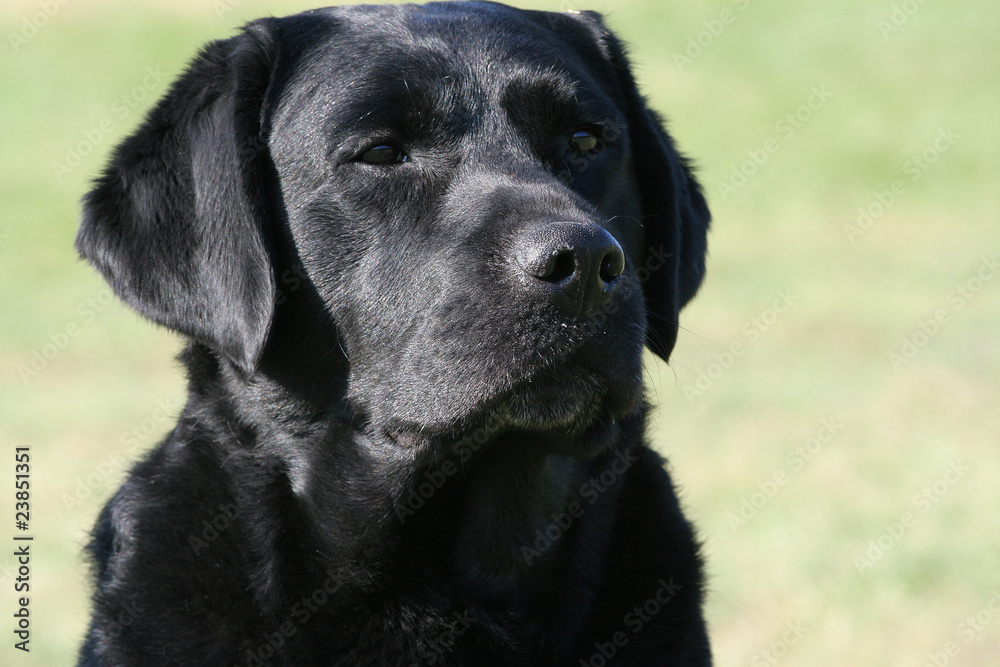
[75,3,712,665]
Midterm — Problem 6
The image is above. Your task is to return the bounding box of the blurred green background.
[1,0,997,664]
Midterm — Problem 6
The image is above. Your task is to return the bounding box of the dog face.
[77,2,709,451]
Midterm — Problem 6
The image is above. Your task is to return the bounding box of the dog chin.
[377,365,642,456]
[491,367,641,434]
[494,378,600,430]
[486,385,631,460]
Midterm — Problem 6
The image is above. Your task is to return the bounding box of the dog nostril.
[599,250,625,284]
[539,250,576,284]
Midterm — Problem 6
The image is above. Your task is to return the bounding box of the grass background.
[1,0,997,664]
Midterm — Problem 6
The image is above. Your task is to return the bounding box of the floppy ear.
[557,12,711,361]
[76,21,279,375]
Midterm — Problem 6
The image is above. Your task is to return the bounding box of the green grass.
[2,1,998,664]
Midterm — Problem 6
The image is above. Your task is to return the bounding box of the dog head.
[77,2,709,449]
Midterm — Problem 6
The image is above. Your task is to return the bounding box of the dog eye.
[360,144,408,165]
[568,130,605,156]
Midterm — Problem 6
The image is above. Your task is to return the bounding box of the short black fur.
[75,3,712,665]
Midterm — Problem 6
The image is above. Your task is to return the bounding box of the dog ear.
[76,21,279,375]
[553,11,711,361]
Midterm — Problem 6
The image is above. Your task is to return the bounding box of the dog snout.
[513,221,625,317]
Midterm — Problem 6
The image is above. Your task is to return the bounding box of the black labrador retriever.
[75,2,712,665]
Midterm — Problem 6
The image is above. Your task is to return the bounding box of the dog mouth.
[378,364,640,456]
[468,362,643,444]
[493,370,607,431]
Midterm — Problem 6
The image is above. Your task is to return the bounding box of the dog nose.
[514,222,625,316]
